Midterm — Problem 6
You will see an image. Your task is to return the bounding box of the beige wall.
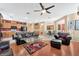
[27,23,34,32]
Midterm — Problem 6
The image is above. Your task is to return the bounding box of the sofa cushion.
[0,48,2,53]
[0,44,9,50]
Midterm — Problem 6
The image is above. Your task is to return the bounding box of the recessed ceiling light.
[26,12,30,14]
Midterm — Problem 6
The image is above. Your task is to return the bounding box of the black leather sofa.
[62,36,72,45]
[12,31,40,45]
[12,33,26,45]
[15,37,26,45]
[12,32,39,39]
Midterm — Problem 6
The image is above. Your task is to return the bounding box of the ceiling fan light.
[41,10,46,13]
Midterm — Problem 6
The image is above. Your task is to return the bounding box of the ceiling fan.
[34,3,55,15]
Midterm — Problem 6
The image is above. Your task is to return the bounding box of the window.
[75,20,79,30]
[68,20,75,30]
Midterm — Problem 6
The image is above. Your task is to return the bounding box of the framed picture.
[34,23,40,29]
[58,24,61,30]
[47,25,54,30]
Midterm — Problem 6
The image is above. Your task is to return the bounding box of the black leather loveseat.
[54,32,72,45]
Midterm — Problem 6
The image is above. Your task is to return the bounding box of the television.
[11,26,17,29]
[11,26,17,32]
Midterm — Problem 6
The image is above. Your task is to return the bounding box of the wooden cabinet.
[0,19,27,38]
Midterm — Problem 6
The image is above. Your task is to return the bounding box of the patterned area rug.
[23,41,47,54]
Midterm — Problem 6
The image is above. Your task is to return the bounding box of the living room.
[0,3,79,56]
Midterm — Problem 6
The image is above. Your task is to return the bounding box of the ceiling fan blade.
[46,11,51,14]
[45,5,55,10]
[39,3,44,9]
[34,10,41,12]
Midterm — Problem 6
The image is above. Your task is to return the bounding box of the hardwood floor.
[10,40,79,56]
[49,41,79,56]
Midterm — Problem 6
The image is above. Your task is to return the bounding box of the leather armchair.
[54,32,72,45]
[0,41,13,56]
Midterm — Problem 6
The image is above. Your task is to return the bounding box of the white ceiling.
[0,3,79,23]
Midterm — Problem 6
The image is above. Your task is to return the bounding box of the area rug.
[23,41,47,54]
